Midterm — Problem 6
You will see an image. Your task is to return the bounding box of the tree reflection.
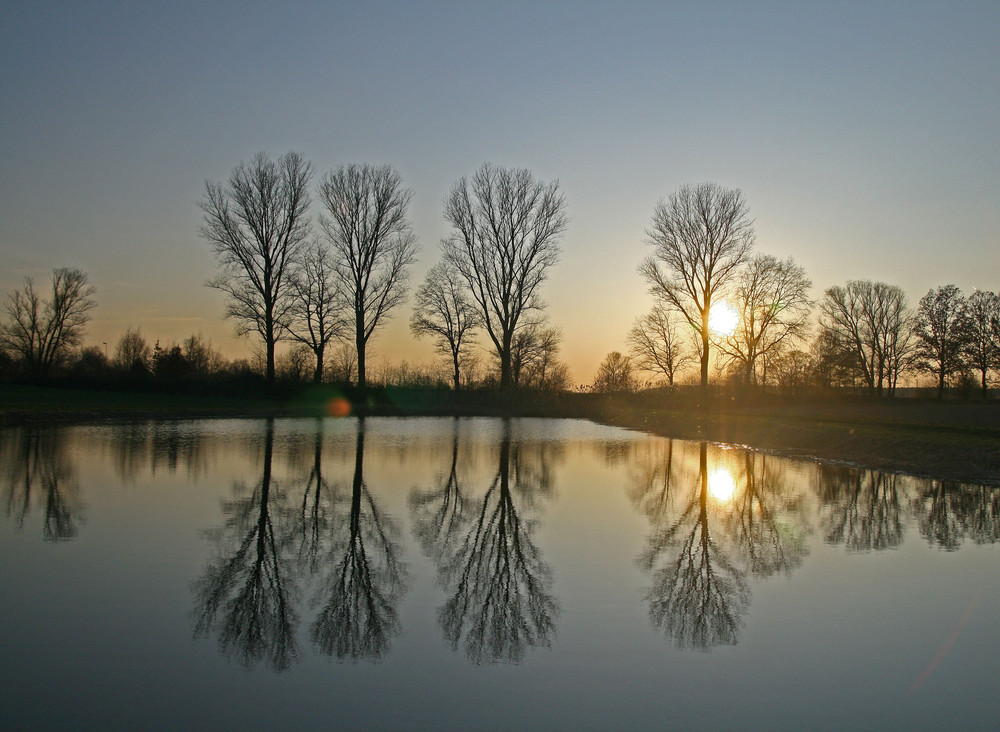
[410,418,470,564]
[728,452,806,578]
[422,420,558,664]
[817,466,904,551]
[640,443,748,649]
[310,419,405,661]
[2,426,82,541]
[912,480,1000,550]
[193,420,298,671]
[634,441,807,650]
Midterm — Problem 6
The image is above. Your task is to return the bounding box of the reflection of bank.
[414,419,559,664]
[2,426,82,541]
[634,441,806,650]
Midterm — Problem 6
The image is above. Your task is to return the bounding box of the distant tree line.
[3,161,998,399]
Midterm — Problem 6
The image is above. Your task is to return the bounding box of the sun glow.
[708,301,739,336]
[708,468,736,503]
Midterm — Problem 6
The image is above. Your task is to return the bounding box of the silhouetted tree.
[289,240,348,382]
[319,164,417,389]
[181,333,226,377]
[638,183,755,389]
[436,422,558,663]
[443,164,568,390]
[0,268,96,376]
[201,151,312,383]
[820,280,913,396]
[113,325,151,376]
[717,255,812,386]
[913,285,970,398]
[962,289,1000,398]
[310,421,405,660]
[193,421,299,670]
[411,261,481,390]
[591,351,639,393]
[628,304,696,386]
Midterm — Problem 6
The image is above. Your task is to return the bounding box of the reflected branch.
[2,426,82,541]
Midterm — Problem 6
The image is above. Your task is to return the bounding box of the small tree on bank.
[0,268,97,376]
[628,304,695,386]
[963,289,1000,398]
[591,351,639,393]
[410,261,481,390]
[913,285,969,398]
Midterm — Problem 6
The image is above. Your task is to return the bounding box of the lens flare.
[326,397,351,417]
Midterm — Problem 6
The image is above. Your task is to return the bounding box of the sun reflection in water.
[708,467,736,504]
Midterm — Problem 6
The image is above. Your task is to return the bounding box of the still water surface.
[2,417,998,730]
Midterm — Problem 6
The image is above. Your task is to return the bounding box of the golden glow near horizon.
[708,301,739,337]
[708,467,737,504]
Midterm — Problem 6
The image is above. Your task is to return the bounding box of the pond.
[1,417,998,731]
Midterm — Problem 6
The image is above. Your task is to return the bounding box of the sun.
[708,301,739,336]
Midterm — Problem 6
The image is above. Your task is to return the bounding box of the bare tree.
[508,320,567,390]
[820,280,913,397]
[443,163,568,390]
[638,183,755,388]
[628,303,696,386]
[319,164,417,388]
[591,351,640,393]
[288,241,347,382]
[913,285,969,398]
[200,151,312,383]
[962,290,1000,398]
[0,268,97,376]
[113,324,151,374]
[410,260,481,390]
[716,255,812,386]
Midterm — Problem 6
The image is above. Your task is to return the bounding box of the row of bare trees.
[589,182,999,397]
[200,154,570,389]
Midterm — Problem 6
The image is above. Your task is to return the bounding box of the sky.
[2,0,998,385]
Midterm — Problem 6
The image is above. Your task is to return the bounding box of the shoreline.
[3,384,999,486]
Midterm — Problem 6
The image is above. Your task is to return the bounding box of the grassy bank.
[2,382,999,485]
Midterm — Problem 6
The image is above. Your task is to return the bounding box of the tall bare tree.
[0,268,97,376]
[963,289,1000,398]
[913,285,970,398]
[410,260,481,390]
[200,151,312,383]
[820,280,913,396]
[638,183,755,388]
[288,241,347,382]
[319,164,417,388]
[443,163,568,390]
[716,255,812,386]
[628,303,696,386]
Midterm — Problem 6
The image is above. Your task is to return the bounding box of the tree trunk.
[313,344,325,383]
[452,352,461,391]
[700,310,710,389]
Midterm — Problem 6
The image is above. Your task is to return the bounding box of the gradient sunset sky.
[2,1,998,383]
